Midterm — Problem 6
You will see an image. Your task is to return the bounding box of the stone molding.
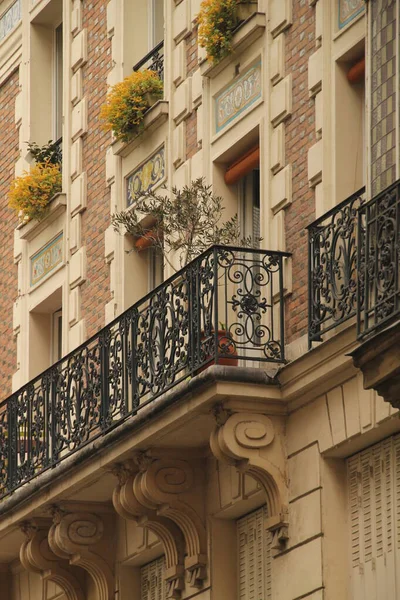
[210,405,289,551]
[19,518,85,600]
[48,504,115,600]
[112,454,207,597]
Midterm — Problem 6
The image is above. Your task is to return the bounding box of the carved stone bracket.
[112,461,185,599]
[210,408,289,547]
[19,519,85,600]
[112,453,207,595]
[48,504,115,600]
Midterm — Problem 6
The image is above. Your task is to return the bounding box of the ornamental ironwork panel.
[133,40,164,81]
[357,181,400,338]
[0,245,289,500]
[308,188,366,347]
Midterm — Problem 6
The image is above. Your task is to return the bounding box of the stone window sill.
[17,192,67,242]
[112,101,169,158]
[200,12,266,78]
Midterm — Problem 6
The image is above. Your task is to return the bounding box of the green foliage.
[111,178,261,270]
[27,140,62,166]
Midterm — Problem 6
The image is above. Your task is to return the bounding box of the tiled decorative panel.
[371,0,397,195]
[215,61,262,133]
[338,0,365,30]
[30,233,63,287]
[127,146,165,206]
[0,0,21,41]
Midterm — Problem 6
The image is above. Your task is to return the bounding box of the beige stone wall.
[1,2,399,600]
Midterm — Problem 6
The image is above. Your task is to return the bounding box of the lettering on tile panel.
[215,61,262,133]
[30,232,63,287]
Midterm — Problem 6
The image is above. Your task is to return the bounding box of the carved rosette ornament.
[210,407,289,551]
[112,454,207,597]
[48,506,114,600]
[19,519,84,600]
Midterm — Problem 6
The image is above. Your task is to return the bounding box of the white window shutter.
[237,506,272,600]
[140,556,166,600]
[348,434,400,599]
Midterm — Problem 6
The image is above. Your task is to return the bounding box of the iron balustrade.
[133,40,164,81]
[0,245,289,500]
[357,181,400,338]
[307,187,366,347]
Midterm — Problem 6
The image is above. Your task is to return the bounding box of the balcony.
[308,187,366,347]
[308,181,400,348]
[0,245,289,501]
[133,40,164,81]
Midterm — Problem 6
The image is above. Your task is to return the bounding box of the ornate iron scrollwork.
[0,245,288,500]
[132,40,164,81]
[357,181,400,338]
[308,188,365,347]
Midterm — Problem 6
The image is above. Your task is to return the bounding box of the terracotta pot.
[135,229,159,251]
[237,1,257,22]
[198,329,238,373]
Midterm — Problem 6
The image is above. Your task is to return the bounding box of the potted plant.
[111,178,261,369]
[237,0,258,21]
[198,0,257,64]
[9,140,62,224]
[100,70,163,142]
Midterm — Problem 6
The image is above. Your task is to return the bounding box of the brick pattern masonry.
[0,71,19,399]
[81,0,112,338]
[284,1,316,343]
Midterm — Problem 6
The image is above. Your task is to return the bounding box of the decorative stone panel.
[0,0,21,42]
[215,61,261,133]
[126,146,165,206]
[338,0,365,29]
[30,233,63,287]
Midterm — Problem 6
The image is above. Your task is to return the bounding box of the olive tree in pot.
[111,178,261,369]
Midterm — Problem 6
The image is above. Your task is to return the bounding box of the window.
[30,2,63,149]
[237,506,272,600]
[28,288,63,379]
[54,22,63,142]
[335,42,365,202]
[239,169,260,246]
[149,0,164,49]
[149,247,163,292]
[51,308,62,363]
[141,556,166,600]
[348,435,400,597]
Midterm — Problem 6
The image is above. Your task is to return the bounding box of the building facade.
[0,0,399,599]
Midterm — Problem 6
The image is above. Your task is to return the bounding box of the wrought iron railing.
[0,245,289,500]
[307,187,366,347]
[357,181,400,338]
[133,40,164,81]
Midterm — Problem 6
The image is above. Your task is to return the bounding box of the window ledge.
[17,192,67,242]
[112,101,169,158]
[200,12,266,79]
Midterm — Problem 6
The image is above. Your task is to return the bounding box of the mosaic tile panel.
[338,0,365,29]
[0,0,21,41]
[31,233,63,287]
[127,146,165,206]
[371,0,397,196]
[215,61,262,133]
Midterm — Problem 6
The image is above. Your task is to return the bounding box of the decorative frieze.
[0,0,21,42]
[127,146,165,206]
[215,61,261,133]
[338,0,365,30]
[30,232,63,287]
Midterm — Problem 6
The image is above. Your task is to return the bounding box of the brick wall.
[185,28,198,160]
[284,1,316,343]
[81,0,112,338]
[0,71,19,399]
